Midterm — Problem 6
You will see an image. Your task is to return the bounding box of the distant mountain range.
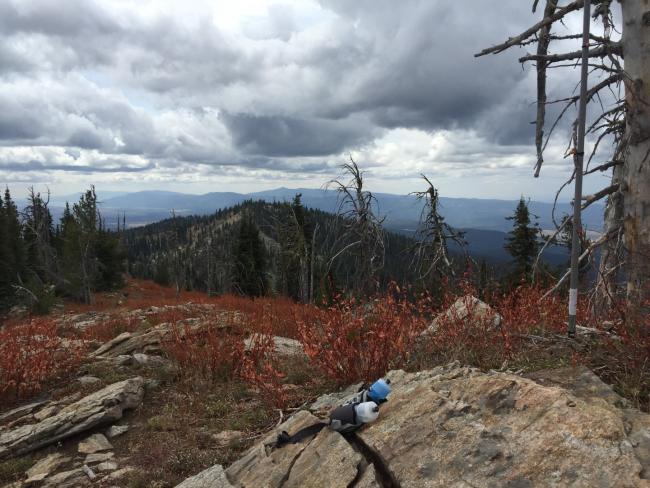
[38,187,596,266]
[49,187,603,234]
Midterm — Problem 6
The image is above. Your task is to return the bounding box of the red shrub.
[83,315,140,343]
[163,322,288,408]
[0,319,86,402]
[299,285,429,385]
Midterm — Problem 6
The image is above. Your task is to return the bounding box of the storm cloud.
[0,0,603,198]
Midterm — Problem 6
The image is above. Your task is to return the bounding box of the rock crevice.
[345,433,400,488]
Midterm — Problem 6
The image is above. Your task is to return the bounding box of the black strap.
[275,422,327,448]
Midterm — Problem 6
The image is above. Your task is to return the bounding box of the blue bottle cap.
[368,379,391,402]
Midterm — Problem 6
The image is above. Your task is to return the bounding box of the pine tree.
[0,189,28,309]
[23,188,56,284]
[232,213,267,297]
[505,197,540,283]
[58,186,125,302]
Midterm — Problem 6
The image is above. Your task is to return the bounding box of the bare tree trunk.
[620,0,650,320]
[310,224,318,304]
[596,164,624,312]
[299,257,309,303]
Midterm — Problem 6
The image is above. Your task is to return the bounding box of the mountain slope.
[123,200,416,298]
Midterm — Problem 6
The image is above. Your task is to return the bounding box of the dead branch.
[583,159,622,175]
[541,230,614,300]
[519,42,622,64]
[582,183,619,207]
[475,0,584,57]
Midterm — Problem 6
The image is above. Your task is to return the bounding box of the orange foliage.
[299,284,430,385]
[163,321,288,408]
[0,319,86,402]
[83,315,140,343]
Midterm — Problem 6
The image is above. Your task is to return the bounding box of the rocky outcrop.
[178,363,650,487]
[90,328,168,357]
[422,295,502,336]
[0,377,144,460]
[356,365,649,487]
[243,335,305,357]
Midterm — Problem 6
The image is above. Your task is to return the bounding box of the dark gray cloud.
[222,113,378,157]
[0,0,583,188]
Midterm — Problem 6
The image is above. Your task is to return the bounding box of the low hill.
[123,200,416,299]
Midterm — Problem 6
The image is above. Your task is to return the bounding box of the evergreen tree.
[504,197,540,283]
[58,187,125,302]
[232,213,267,296]
[21,188,57,312]
[23,188,55,283]
[277,194,312,301]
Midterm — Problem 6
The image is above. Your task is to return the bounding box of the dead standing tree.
[411,175,467,299]
[477,0,650,320]
[328,158,386,297]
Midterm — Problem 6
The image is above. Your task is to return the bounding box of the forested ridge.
[124,197,418,302]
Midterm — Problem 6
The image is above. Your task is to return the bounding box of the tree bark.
[620,0,650,320]
[595,163,624,312]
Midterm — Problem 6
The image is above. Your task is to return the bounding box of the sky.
[0,0,620,201]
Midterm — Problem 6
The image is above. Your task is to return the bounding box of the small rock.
[115,355,132,366]
[82,464,96,480]
[103,466,135,481]
[96,461,118,472]
[132,353,148,364]
[105,424,129,438]
[78,434,113,454]
[77,376,102,385]
[244,336,304,356]
[84,452,115,464]
[144,379,161,391]
[212,430,244,447]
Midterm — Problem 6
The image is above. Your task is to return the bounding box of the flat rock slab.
[105,424,129,438]
[78,433,113,454]
[85,451,115,464]
[225,410,362,488]
[0,377,144,460]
